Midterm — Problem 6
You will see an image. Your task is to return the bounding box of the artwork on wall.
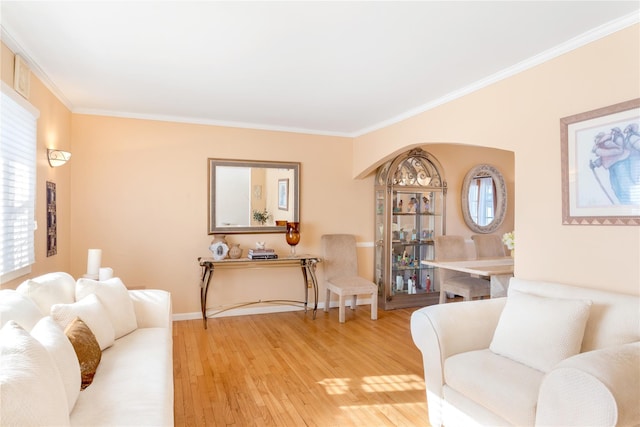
[13,54,30,99]
[560,98,640,226]
[278,178,289,211]
[46,181,57,256]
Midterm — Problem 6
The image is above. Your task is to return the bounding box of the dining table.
[420,256,514,298]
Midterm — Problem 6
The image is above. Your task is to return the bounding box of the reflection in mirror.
[208,159,300,234]
[461,164,507,234]
[469,175,495,226]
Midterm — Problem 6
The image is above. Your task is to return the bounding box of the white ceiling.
[1,1,639,137]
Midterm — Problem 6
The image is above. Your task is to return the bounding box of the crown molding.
[352,11,640,137]
[1,25,75,111]
[2,10,638,138]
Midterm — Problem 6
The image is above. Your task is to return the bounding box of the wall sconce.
[47,149,71,167]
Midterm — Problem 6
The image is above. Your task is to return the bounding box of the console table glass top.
[198,255,320,328]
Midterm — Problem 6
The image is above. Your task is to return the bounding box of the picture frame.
[278,178,289,211]
[13,55,30,99]
[46,181,57,256]
[560,98,640,225]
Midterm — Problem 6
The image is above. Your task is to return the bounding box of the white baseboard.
[171,297,375,321]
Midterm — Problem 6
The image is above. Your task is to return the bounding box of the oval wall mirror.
[461,164,507,234]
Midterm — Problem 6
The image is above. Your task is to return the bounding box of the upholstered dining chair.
[434,235,490,304]
[471,234,507,258]
[321,234,378,323]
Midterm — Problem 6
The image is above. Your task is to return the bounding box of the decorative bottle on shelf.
[395,275,404,291]
[425,274,432,292]
[228,243,242,259]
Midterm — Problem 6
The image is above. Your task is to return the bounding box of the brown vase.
[229,243,242,259]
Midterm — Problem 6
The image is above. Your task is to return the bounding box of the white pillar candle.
[86,249,102,278]
[98,267,113,281]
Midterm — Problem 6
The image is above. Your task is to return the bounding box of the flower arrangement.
[252,208,271,225]
[502,231,515,250]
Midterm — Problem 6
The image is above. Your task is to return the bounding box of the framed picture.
[278,179,289,211]
[46,181,57,256]
[13,55,30,99]
[560,98,640,225]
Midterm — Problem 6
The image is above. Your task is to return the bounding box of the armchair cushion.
[489,291,592,372]
[444,349,544,426]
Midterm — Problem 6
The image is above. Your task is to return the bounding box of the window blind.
[1,83,39,283]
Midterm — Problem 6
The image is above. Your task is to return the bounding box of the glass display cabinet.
[374,148,447,310]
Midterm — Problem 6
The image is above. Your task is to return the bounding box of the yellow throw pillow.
[64,317,101,390]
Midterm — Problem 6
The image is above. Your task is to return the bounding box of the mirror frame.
[208,158,300,234]
[461,164,507,234]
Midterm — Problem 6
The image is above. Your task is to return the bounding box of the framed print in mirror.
[560,98,640,225]
[278,179,289,210]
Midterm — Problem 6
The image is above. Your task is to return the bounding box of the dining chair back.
[321,234,377,323]
[434,235,490,304]
[471,234,507,258]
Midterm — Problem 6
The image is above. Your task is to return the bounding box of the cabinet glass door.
[374,148,446,310]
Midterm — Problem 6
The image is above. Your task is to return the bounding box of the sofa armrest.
[410,297,506,427]
[536,342,640,426]
[128,290,172,329]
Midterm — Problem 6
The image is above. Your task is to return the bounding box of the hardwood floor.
[173,305,430,426]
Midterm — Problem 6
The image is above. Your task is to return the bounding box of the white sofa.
[410,277,640,426]
[0,272,174,426]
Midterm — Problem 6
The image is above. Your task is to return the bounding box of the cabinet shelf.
[392,212,440,216]
[392,240,434,245]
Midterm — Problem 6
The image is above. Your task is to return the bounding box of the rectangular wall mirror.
[208,158,300,234]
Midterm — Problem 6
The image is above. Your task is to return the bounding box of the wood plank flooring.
[173,305,430,426]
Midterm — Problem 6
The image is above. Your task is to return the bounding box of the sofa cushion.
[444,348,544,426]
[0,289,43,330]
[76,277,137,339]
[70,328,174,426]
[64,317,102,390]
[16,272,76,315]
[51,293,115,350]
[490,291,592,372]
[0,321,70,426]
[31,316,82,411]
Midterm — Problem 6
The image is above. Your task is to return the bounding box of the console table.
[197,255,320,328]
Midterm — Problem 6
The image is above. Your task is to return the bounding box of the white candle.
[86,249,102,278]
[98,267,113,281]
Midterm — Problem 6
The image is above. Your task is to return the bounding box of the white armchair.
[411,278,640,426]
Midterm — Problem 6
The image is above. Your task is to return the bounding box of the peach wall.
[354,25,640,295]
[69,115,373,314]
[1,42,73,288]
[422,144,514,239]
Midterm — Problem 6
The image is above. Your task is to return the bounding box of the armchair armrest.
[410,297,506,427]
[536,342,640,426]
[128,289,172,329]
